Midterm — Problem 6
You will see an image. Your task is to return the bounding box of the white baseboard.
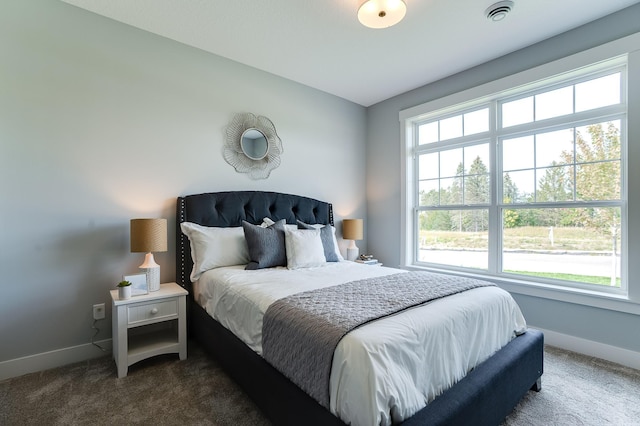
[0,339,112,381]
[532,326,640,371]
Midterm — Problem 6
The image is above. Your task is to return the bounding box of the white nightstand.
[110,282,188,378]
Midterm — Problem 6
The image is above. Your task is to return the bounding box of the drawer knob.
[150,308,158,315]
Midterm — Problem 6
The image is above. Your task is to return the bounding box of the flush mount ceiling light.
[358,0,407,29]
[485,0,514,22]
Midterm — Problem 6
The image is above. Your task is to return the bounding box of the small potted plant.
[117,280,132,300]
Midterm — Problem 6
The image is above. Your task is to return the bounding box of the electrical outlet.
[93,303,105,320]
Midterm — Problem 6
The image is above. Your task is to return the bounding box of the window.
[405,61,627,295]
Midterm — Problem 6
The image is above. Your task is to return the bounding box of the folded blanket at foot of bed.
[262,271,496,408]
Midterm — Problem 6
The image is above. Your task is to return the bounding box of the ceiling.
[60,0,640,107]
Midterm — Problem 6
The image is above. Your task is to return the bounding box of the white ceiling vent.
[485,0,514,22]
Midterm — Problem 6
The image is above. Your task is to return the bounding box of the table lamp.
[342,219,364,261]
[130,218,167,292]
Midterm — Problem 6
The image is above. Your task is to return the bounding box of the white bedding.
[194,262,527,426]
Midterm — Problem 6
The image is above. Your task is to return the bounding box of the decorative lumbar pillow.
[180,222,250,281]
[242,219,287,270]
[284,228,326,269]
[297,220,342,262]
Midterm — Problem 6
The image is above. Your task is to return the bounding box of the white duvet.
[194,262,527,426]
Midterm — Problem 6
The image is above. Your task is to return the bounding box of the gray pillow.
[297,220,339,262]
[243,219,287,270]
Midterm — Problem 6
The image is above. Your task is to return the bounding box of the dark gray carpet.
[1,341,639,425]
[503,346,640,426]
[0,341,269,426]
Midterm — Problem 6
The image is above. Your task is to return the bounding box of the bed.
[176,190,543,426]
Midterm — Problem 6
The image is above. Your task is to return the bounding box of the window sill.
[403,264,640,315]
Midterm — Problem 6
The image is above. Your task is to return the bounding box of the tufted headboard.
[175,191,334,289]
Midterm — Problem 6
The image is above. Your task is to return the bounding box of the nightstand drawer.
[127,299,178,326]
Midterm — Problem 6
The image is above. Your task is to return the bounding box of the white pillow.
[298,222,344,262]
[180,222,250,281]
[284,228,326,269]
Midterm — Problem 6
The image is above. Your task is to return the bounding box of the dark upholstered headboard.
[175,191,334,288]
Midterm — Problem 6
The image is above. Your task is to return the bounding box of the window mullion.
[489,100,500,275]
[412,130,420,265]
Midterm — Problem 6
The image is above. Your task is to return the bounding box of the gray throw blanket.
[261,271,495,409]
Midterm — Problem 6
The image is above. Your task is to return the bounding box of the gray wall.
[0,0,366,363]
[367,5,640,353]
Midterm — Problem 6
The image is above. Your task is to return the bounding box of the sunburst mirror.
[223,113,283,180]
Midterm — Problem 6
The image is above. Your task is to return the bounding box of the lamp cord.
[91,319,107,352]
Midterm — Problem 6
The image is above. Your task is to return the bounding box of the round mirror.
[240,128,269,160]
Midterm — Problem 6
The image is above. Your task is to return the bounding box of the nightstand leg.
[178,296,187,360]
[113,304,129,378]
[117,362,128,378]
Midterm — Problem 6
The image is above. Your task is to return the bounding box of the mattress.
[194,262,527,426]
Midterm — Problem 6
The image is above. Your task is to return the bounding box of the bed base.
[401,328,543,426]
[176,191,544,425]
[190,299,543,426]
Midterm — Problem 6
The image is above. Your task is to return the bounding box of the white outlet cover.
[93,304,105,320]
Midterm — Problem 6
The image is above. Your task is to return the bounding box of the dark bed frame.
[176,191,543,426]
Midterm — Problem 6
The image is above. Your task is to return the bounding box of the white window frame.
[400,33,640,315]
